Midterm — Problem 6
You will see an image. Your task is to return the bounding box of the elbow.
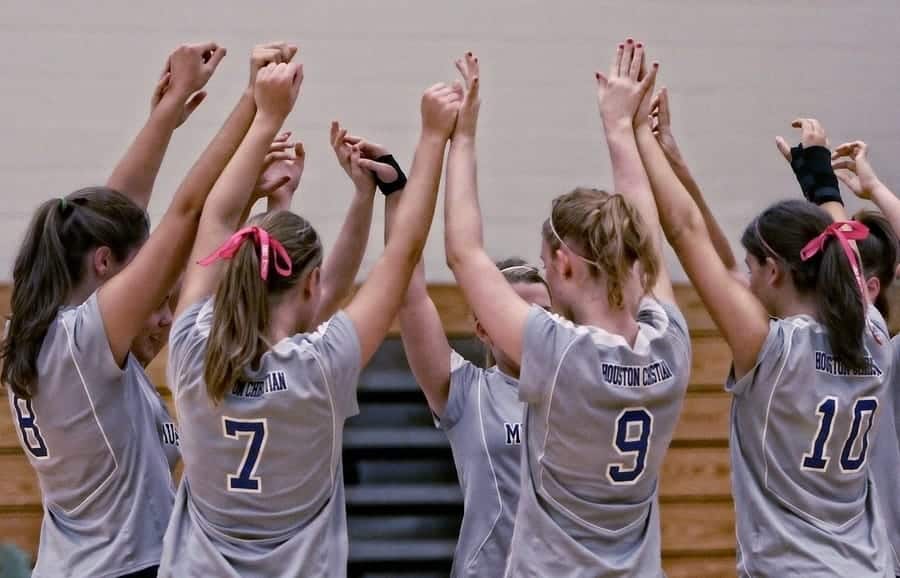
[664,206,706,249]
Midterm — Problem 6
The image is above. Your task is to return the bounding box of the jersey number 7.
[223,417,268,493]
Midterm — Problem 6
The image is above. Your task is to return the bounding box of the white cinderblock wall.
[1,1,898,282]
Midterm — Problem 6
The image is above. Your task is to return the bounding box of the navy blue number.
[840,398,878,472]
[13,395,49,459]
[802,397,837,470]
[223,418,267,492]
[607,408,652,484]
[802,397,878,473]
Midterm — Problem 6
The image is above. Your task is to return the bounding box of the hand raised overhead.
[453,51,480,139]
[421,82,462,139]
[832,140,883,200]
[596,38,658,128]
[775,117,829,162]
[151,43,226,126]
[254,61,303,122]
[249,42,298,90]
[255,132,305,203]
[330,122,400,194]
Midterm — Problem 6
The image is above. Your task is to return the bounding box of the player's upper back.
[167,299,361,538]
[728,308,892,527]
[9,292,172,514]
[519,298,691,516]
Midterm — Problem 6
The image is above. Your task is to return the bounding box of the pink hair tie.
[800,220,869,305]
[198,226,293,280]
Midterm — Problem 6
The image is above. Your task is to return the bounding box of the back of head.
[741,199,867,370]
[204,211,323,403]
[853,210,898,320]
[1,188,149,398]
[541,187,658,309]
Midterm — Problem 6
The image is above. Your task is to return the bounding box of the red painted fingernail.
[618,44,624,49]
[636,43,643,48]
[626,38,633,44]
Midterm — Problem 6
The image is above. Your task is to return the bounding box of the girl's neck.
[570,293,641,347]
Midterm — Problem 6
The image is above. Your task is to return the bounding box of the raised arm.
[443,53,530,365]
[308,122,393,325]
[833,140,900,238]
[596,39,674,304]
[107,43,226,209]
[776,118,849,222]
[177,61,303,318]
[344,83,459,366]
[649,87,739,276]
[100,45,297,365]
[387,189,452,416]
[635,79,769,378]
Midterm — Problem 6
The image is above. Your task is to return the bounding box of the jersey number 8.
[12,395,49,459]
[802,396,878,473]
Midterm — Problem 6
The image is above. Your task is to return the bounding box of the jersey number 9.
[607,407,653,485]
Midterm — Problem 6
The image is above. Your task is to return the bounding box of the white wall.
[1,0,898,282]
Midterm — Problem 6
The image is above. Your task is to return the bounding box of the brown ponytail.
[203,211,323,403]
[541,187,658,309]
[741,200,867,370]
[1,188,149,398]
[853,210,898,321]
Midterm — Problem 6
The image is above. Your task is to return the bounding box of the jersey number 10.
[802,397,878,473]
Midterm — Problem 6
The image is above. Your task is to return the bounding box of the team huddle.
[2,36,899,578]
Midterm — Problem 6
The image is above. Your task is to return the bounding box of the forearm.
[106,96,183,209]
[606,121,654,208]
[869,183,900,237]
[635,125,706,244]
[317,190,376,318]
[444,137,483,268]
[172,91,257,218]
[205,115,282,230]
[387,134,447,261]
[666,152,738,272]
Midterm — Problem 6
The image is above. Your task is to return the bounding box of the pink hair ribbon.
[800,220,870,307]
[198,226,293,280]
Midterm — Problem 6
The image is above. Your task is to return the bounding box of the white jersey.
[7,293,175,577]
[159,299,361,578]
[726,308,893,577]
[438,351,524,577]
[506,299,691,577]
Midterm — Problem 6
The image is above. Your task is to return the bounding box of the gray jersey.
[726,308,893,577]
[438,351,524,578]
[865,334,900,574]
[159,299,361,578]
[137,364,180,471]
[505,299,691,578]
[6,293,175,578]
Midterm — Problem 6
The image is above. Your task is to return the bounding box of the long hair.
[1,188,149,398]
[203,211,323,403]
[741,199,867,370]
[483,257,550,367]
[853,210,898,321]
[541,187,658,309]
